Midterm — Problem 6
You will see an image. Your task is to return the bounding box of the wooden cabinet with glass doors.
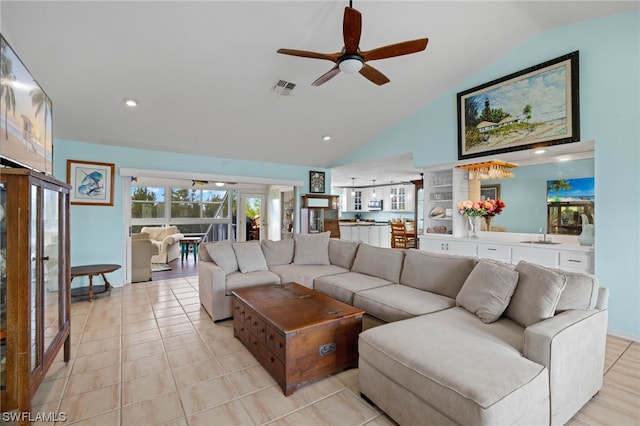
[0,168,71,417]
[300,194,340,238]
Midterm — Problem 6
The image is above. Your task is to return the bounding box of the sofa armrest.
[162,233,184,247]
[197,260,228,321]
[524,308,608,426]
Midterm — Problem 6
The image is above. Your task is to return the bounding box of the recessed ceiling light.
[124,98,137,107]
[215,182,225,187]
[322,135,331,142]
[534,149,547,155]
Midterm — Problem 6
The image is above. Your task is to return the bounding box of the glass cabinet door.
[309,209,325,233]
[30,185,41,373]
[42,187,61,357]
[0,183,6,392]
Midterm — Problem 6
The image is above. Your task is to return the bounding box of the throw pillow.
[232,241,268,273]
[205,241,238,274]
[328,238,359,269]
[456,259,519,323]
[505,261,567,327]
[261,239,295,266]
[293,232,330,265]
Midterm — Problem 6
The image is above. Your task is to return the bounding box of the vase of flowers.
[484,199,506,231]
[457,199,506,238]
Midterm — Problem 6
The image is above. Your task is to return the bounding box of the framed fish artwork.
[66,159,115,206]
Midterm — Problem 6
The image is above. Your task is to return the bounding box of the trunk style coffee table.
[232,282,364,396]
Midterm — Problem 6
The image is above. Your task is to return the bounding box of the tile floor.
[26,276,639,425]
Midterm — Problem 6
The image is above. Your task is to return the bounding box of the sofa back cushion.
[328,239,359,269]
[351,244,404,283]
[506,261,567,327]
[400,250,478,299]
[261,239,295,266]
[456,259,519,323]
[293,232,330,265]
[205,241,238,274]
[555,270,599,312]
[131,232,150,241]
[233,241,269,273]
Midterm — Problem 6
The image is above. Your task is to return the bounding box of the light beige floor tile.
[604,366,640,395]
[267,406,326,426]
[122,310,156,323]
[181,302,203,313]
[592,383,640,420]
[178,376,239,415]
[122,369,177,406]
[80,325,121,343]
[216,348,260,373]
[239,385,307,425]
[122,338,165,362]
[42,360,73,383]
[154,306,187,319]
[68,408,120,426]
[64,364,120,397]
[226,364,277,396]
[187,399,256,426]
[364,414,399,426]
[172,356,225,389]
[32,376,68,406]
[71,348,120,375]
[121,391,185,426]
[152,300,182,311]
[162,333,204,352]
[122,328,162,346]
[76,335,121,357]
[166,342,214,368]
[59,384,120,424]
[123,318,158,335]
[30,400,63,426]
[305,389,379,425]
[147,293,177,303]
[159,322,195,338]
[122,352,170,381]
[292,373,349,405]
[574,392,640,426]
[155,313,191,328]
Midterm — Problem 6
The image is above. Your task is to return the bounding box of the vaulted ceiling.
[1,1,637,187]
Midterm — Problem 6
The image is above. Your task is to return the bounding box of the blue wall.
[336,11,640,339]
[53,140,327,286]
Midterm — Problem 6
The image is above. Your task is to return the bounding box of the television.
[0,34,53,175]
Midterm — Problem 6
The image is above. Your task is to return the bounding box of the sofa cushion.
[314,272,392,305]
[506,261,567,327]
[225,271,280,296]
[351,244,404,283]
[269,264,348,289]
[456,259,519,324]
[131,232,150,241]
[232,241,268,273]
[142,226,179,242]
[400,250,478,299]
[261,239,295,266]
[293,232,330,265]
[554,270,599,312]
[199,241,214,262]
[328,238,359,269]
[353,284,455,323]
[359,307,548,425]
[205,241,238,274]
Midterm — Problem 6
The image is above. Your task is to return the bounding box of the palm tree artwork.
[1,41,17,140]
[30,87,51,149]
[547,179,572,202]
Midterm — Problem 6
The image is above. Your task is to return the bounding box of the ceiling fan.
[277,2,428,86]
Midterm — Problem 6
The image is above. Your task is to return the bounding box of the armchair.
[131,232,160,282]
[141,226,184,263]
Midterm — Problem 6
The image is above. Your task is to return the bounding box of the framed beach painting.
[67,159,115,206]
[457,51,580,160]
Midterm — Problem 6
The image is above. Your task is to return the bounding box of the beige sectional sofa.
[197,232,608,426]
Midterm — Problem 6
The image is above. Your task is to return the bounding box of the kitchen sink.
[519,240,562,245]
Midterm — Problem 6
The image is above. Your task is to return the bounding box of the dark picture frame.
[481,184,500,201]
[309,171,326,194]
[457,51,580,160]
[67,159,115,206]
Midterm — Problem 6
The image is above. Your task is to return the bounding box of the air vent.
[272,80,296,96]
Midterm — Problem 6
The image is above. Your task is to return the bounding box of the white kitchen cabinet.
[368,226,380,247]
[356,225,371,244]
[419,235,594,273]
[378,225,391,248]
[339,225,353,241]
[388,184,414,212]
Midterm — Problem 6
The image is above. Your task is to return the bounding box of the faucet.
[538,227,551,242]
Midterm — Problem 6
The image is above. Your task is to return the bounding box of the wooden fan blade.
[311,66,341,86]
[277,48,340,62]
[343,7,362,54]
[359,64,390,86]
[361,38,429,62]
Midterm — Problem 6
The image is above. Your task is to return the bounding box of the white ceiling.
[1,1,636,188]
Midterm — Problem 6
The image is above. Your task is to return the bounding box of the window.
[131,186,165,219]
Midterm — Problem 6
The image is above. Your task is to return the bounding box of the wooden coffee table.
[232,282,365,396]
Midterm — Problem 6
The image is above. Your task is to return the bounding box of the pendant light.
[351,177,356,196]
[372,180,377,199]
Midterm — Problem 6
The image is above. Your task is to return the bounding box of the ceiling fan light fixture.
[338,55,364,74]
